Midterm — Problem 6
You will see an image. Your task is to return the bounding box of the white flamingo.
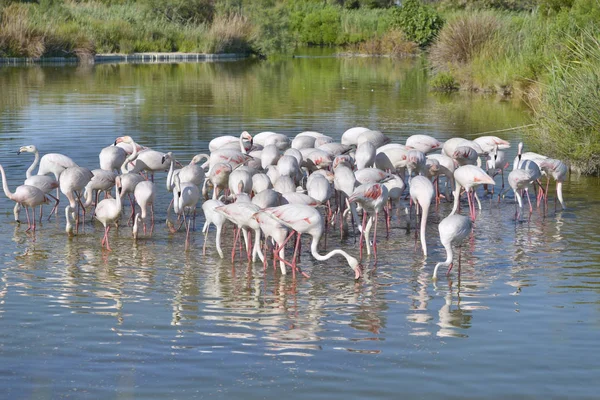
[432,214,473,279]
[133,180,156,236]
[17,145,60,221]
[201,199,227,258]
[409,176,434,257]
[95,176,123,251]
[0,164,48,232]
[259,204,362,280]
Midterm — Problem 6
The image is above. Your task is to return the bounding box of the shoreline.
[0,52,250,65]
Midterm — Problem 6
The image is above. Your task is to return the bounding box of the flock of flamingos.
[0,127,568,280]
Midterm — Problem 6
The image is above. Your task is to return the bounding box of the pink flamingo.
[259,204,362,280]
[201,199,227,258]
[409,176,434,257]
[17,145,60,220]
[451,165,495,220]
[405,134,442,154]
[95,176,123,251]
[433,214,473,279]
[539,158,567,210]
[0,164,48,232]
[348,182,389,263]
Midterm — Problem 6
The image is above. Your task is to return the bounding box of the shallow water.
[0,57,599,399]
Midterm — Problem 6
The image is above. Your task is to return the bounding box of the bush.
[429,12,500,67]
[358,29,418,57]
[389,0,443,46]
[0,4,45,58]
[429,71,460,91]
[250,5,294,56]
[300,6,341,45]
[532,31,600,175]
[206,13,253,53]
[142,0,215,25]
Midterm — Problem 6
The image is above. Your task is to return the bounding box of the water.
[1,57,599,399]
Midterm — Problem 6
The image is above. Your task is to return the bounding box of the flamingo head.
[115,176,123,194]
[162,151,173,165]
[17,145,36,155]
[114,135,134,146]
[348,257,362,280]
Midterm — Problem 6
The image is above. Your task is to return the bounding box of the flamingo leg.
[24,206,32,232]
[231,227,239,263]
[105,226,112,251]
[373,211,379,266]
[359,211,367,261]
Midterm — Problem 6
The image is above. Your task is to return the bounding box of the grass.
[531,31,600,175]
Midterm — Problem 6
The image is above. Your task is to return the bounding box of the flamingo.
[348,182,389,263]
[485,144,508,197]
[253,209,289,274]
[406,150,427,182]
[99,145,127,173]
[95,176,123,251]
[405,134,442,154]
[59,166,94,231]
[261,144,281,169]
[17,145,60,220]
[452,146,479,167]
[134,181,156,236]
[201,199,227,258]
[473,136,510,154]
[215,202,264,263]
[451,165,495,220]
[432,214,472,279]
[252,189,282,209]
[508,168,538,219]
[291,135,316,150]
[409,176,434,257]
[357,130,390,148]
[206,162,232,200]
[126,147,169,182]
[209,131,253,153]
[341,127,371,146]
[264,133,290,151]
[82,169,117,217]
[355,141,376,169]
[0,164,48,232]
[427,153,456,201]
[317,142,352,157]
[259,204,362,279]
[170,174,201,250]
[539,158,567,210]
[252,173,273,194]
[165,152,207,191]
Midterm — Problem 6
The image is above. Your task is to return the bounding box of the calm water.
[1,57,599,399]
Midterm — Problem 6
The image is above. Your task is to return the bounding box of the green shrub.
[300,6,341,45]
[0,4,45,57]
[429,12,500,66]
[389,0,444,47]
[429,72,460,91]
[141,0,215,25]
[532,31,600,175]
[250,5,294,55]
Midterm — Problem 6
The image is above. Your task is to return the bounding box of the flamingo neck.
[26,150,40,179]
[121,140,139,174]
[433,242,454,278]
[133,213,140,239]
[0,164,14,200]
[166,159,175,191]
[309,232,358,274]
[419,203,429,256]
[65,205,74,234]
[556,181,565,209]
[83,185,93,208]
